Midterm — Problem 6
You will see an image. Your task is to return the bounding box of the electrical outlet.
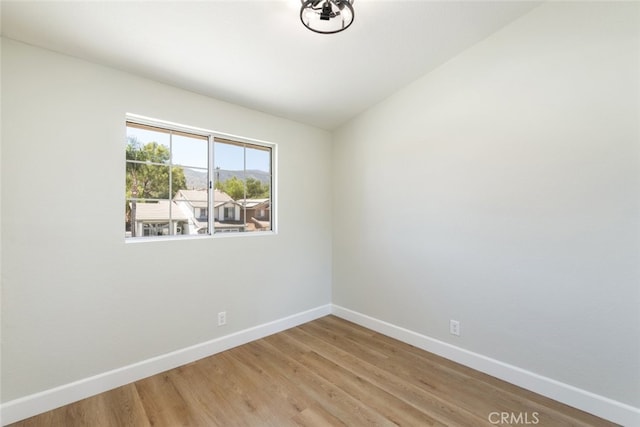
[218,311,227,326]
[450,319,460,336]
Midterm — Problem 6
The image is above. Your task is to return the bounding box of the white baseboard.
[0,304,332,426]
[331,304,640,427]
[3,303,637,426]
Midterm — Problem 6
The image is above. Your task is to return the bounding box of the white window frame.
[125,114,277,242]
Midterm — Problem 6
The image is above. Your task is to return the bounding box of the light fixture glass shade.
[300,0,354,34]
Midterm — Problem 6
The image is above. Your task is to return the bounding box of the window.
[214,137,273,234]
[125,118,274,239]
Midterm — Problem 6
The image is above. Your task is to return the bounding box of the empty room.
[1,1,638,426]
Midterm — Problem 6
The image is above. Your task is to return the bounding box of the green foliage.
[222,176,246,200]
[215,176,269,200]
[126,137,186,199]
[246,177,269,198]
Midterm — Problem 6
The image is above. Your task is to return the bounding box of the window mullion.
[209,134,214,235]
[243,144,247,229]
[169,131,174,235]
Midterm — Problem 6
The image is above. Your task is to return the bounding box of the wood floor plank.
[283,322,487,426]
[199,351,287,427]
[135,368,214,426]
[255,337,399,426]
[230,343,340,425]
[8,316,618,427]
[301,317,607,427]
[291,406,345,427]
[300,347,444,426]
[296,320,526,417]
[234,341,349,427]
[312,316,611,427]
[11,383,150,427]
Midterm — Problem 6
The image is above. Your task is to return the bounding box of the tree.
[246,177,269,198]
[220,176,245,200]
[215,176,270,201]
[126,137,187,236]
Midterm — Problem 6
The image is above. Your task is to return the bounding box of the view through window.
[125,120,273,239]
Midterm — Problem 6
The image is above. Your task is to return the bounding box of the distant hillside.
[183,168,208,189]
[183,168,270,190]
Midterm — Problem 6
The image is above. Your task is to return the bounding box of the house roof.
[175,189,235,209]
[241,199,270,209]
[132,201,189,222]
[176,189,207,202]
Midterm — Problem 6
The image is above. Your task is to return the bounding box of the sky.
[126,126,270,172]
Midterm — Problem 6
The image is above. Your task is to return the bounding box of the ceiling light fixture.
[300,0,355,34]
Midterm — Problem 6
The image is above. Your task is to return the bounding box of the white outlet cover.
[450,320,460,336]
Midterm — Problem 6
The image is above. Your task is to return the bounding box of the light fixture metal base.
[300,0,355,34]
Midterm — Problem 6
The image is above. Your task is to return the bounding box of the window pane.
[126,164,171,199]
[244,194,271,232]
[215,140,244,174]
[214,141,246,201]
[126,200,186,237]
[172,134,208,169]
[213,139,272,234]
[246,145,271,174]
[174,188,209,235]
[126,126,171,165]
[245,147,271,232]
[183,167,208,191]
[126,121,210,239]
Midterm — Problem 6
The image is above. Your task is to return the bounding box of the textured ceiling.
[1,1,540,129]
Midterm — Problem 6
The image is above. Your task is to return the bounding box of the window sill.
[124,230,277,244]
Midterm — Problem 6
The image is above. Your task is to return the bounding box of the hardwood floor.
[9,316,617,426]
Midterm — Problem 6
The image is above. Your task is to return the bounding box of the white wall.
[2,1,639,421]
[333,1,639,408]
[0,39,332,402]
